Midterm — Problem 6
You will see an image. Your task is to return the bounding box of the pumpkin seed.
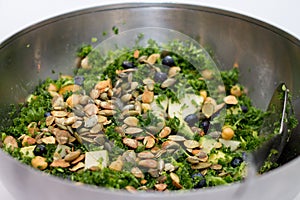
[125,127,143,134]
[41,136,56,144]
[154,183,167,191]
[224,95,238,105]
[109,160,123,171]
[146,53,160,65]
[158,126,171,138]
[142,90,154,103]
[161,78,176,88]
[131,167,144,178]
[167,135,186,142]
[84,104,98,116]
[168,66,181,77]
[186,156,200,164]
[191,162,212,170]
[138,159,158,168]
[121,94,132,102]
[64,149,81,162]
[137,151,155,159]
[143,136,155,149]
[123,138,138,149]
[3,136,18,150]
[164,163,176,172]
[51,111,68,118]
[123,116,139,127]
[50,159,70,168]
[183,140,199,149]
[84,115,98,128]
[69,162,85,172]
[202,102,215,118]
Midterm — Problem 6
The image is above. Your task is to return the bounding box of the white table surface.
[0,0,300,199]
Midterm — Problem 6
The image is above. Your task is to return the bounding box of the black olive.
[184,114,199,127]
[241,105,248,113]
[201,120,210,134]
[44,112,51,117]
[122,61,135,69]
[154,72,168,83]
[74,76,85,86]
[231,157,243,168]
[162,55,175,67]
[192,173,206,188]
[33,144,47,156]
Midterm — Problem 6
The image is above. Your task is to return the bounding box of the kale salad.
[0,35,294,191]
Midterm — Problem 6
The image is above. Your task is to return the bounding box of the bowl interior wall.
[0,3,300,200]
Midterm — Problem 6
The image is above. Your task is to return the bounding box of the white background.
[0,0,299,199]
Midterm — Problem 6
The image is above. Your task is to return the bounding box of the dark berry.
[184,114,199,127]
[33,144,47,156]
[162,55,175,67]
[74,76,85,86]
[122,61,135,69]
[44,112,51,117]
[231,157,243,168]
[241,105,248,113]
[192,173,206,188]
[201,120,210,134]
[154,72,168,83]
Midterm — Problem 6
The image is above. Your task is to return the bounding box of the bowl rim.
[1,2,300,48]
[0,2,299,197]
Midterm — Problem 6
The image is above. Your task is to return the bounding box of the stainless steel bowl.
[0,3,300,200]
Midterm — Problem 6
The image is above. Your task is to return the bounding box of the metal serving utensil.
[251,83,289,172]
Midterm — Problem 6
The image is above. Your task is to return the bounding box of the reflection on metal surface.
[0,3,300,200]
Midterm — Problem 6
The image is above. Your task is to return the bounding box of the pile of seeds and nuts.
[1,40,268,191]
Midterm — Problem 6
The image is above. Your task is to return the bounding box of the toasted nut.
[168,66,181,77]
[146,53,160,65]
[191,162,212,170]
[124,117,139,127]
[221,126,235,140]
[143,136,155,149]
[142,90,154,103]
[69,162,85,172]
[22,136,36,147]
[201,69,213,80]
[202,102,215,118]
[133,50,140,58]
[109,160,123,171]
[81,57,92,69]
[138,159,158,168]
[50,159,70,168]
[230,85,242,97]
[31,156,48,170]
[159,127,171,138]
[71,154,85,165]
[3,136,18,150]
[64,150,81,162]
[125,185,137,193]
[224,95,238,105]
[95,79,112,90]
[211,164,223,170]
[131,167,144,178]
[59,84,81,95]
[47,83,58,92]
[170,172,182,189]
[123,138,138,149]
[155,183,167,191]
[41,136,56,144]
